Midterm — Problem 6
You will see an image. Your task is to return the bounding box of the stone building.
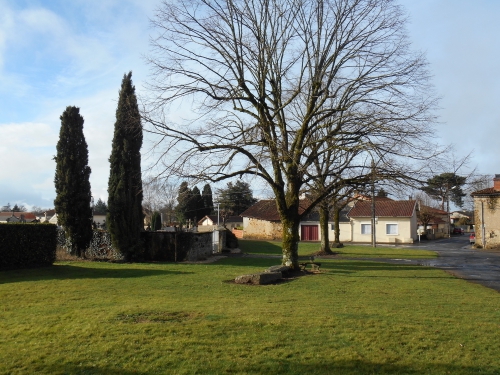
[471,175,500,248]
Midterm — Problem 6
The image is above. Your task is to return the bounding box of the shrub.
[0,223,57,270]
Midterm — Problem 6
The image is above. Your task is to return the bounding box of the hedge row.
[0,223,57,270]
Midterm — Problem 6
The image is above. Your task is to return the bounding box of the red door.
[301,225,319,241]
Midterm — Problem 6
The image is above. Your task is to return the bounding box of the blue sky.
[1,0,499,209]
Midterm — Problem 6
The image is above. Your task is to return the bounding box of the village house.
[197,215,243,231]
[471,174,500,248]
[347,199,418,244]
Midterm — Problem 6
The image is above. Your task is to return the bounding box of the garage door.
[301,225,319,241]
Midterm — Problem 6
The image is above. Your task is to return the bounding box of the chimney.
[495,174,500,191]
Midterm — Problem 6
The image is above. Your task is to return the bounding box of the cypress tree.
[176,181,191,224]
[201,183,213,217]
[191,186,203,223]
[54,106,93,257]
[107,72,144,261]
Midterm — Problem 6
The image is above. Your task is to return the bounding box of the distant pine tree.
[93,198,108,215]
[54,106,93,257]
[107,72,144,261]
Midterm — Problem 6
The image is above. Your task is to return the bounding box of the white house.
[348,200,418,244]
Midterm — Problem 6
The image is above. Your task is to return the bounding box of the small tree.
[107,72,144,261]
[93,198,108,215]
[54,106,93,257]
[151,211,162,231]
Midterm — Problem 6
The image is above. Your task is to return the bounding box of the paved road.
[398,235,500,292]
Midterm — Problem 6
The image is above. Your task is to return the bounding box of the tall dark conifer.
[107,72,143,261]
[54,106,93,257]
[176,181,191,223]
[201,183,213,217]
[191,186,203,222]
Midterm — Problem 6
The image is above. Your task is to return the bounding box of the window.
[361,223,371,235]
[386,224,398,235]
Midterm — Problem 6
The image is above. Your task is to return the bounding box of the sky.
[1,0,499,210]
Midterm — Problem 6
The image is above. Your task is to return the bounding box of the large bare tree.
[144,0,438,267]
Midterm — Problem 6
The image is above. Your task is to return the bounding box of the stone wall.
[474,196,500,248]
[243,218,283,240]
[186,232,214,261]
[142,231,215,261]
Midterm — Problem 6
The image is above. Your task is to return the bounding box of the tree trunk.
[334,206,341,244]
[282,216,300,269]
[319,202,333,254]
[280,186,301,269]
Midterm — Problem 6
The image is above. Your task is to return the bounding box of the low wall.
[232,228,243,239]
[141,231,214,261]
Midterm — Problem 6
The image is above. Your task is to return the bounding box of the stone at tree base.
[265,265,290,275]
[234,272,282,285]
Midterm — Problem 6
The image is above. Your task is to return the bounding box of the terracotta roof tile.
[240,199,311,221]
[349,200,416,218]
[471,187,500,196]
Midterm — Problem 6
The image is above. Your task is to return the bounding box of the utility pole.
[371,159,376,248]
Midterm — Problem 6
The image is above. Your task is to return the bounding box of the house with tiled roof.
[198,215,243,231]
[240,199,311,240]
[299,207,351,242]
[348,200,418,243]
[0,212,38,223]
[471,174,500,248]
[417,205,449,239]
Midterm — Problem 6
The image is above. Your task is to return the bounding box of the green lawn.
[0,251,499,374]
[239,239,438,259]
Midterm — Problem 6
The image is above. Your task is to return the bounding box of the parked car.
[452,227,464,235]
[470,232,475,244]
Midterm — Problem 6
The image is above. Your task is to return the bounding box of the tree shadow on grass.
[37,358,497,375]
[0,264,190,284]
[236,358,494,375]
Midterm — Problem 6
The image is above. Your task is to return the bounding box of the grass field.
[0,241,499,374]
[238,239,438,259]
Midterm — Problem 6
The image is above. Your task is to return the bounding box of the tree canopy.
[107,72,144,261]
[93,198,108,215]
[54,106,93,257]
[145,0,439,267]
[421,173,467,210]
[217,181,257,216]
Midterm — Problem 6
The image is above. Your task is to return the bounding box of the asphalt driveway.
[397,235,500,292]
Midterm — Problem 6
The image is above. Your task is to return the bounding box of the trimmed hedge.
[0,223,57,270]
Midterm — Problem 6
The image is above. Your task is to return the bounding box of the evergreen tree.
[93,198,108,215]
[376,188,389,198]
[421,173,467,210]
[54,106,93,257]
[12,204,26,212]
[191,186,203,223]
[201,183,213,217]
[151,211,161,231]
[218,180,257,216]
[176,181,192,223]
[107,72,144,261]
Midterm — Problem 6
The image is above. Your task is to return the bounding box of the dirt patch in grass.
[115,311,201,324]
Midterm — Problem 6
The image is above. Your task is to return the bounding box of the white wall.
[351,217,416,244]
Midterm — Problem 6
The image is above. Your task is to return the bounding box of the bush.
[0,223,57,270]
[225,228,239,249]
